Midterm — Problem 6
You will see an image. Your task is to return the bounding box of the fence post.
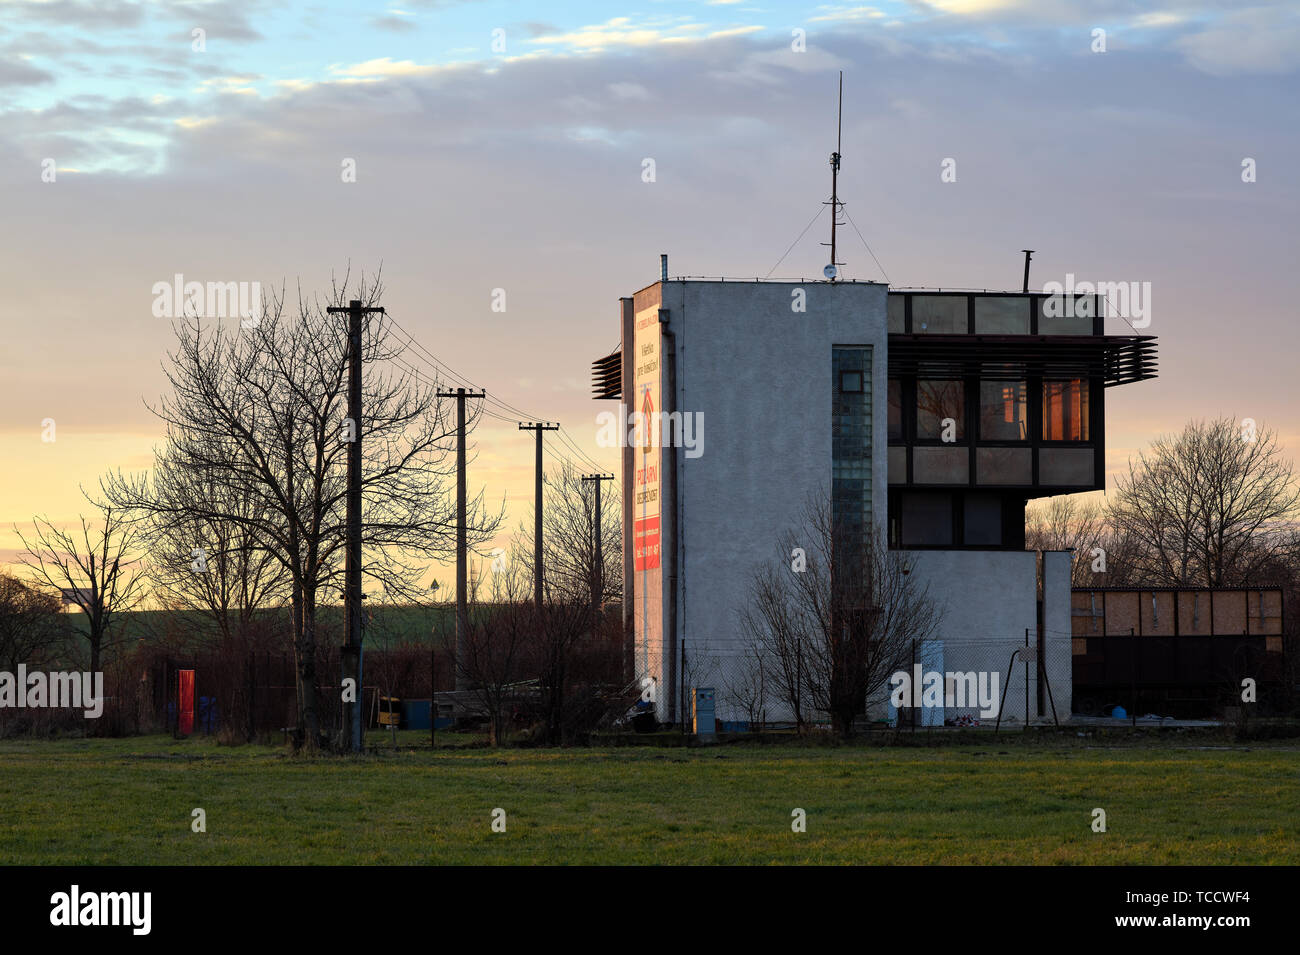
[679,638,686,735]
[910,639,916,732]
[431,649,436,749]
[796,638,802,733]
[1024,628,1030,730]
[1131,627,1137,728]
[247,651,255,742]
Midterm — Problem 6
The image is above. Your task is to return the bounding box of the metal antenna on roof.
[821,71,844,282]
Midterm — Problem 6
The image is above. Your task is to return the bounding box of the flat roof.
[629,277,886,296]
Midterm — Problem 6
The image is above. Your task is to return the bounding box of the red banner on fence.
[178,669,195,735]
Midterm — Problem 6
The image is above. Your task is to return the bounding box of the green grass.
[1,734,1297,864]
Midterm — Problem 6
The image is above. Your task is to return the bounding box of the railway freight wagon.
[1071,587,1286,718]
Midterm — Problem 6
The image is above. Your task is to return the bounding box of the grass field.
[2,733,1297,864]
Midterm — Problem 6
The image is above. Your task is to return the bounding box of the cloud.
[608,81,651,100]
[1132,12,1188,29]
[521,21,560,38]
[1174,6,1300,75]
[1,15,1297,557]
[196,74,263,95]
[0,54,55,87]
[371,15,418,34]
[809,5,889,23]
[167,1,264,44]
[920,0,1017,12]
[708,43,850,85]
[1,0,264,42]
[329,57,441,79]
[525,16,764,54]
[2,0,145,30]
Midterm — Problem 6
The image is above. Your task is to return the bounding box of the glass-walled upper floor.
[889,376,1091,444]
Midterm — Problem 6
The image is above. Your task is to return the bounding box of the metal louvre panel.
[887,334,1156,387]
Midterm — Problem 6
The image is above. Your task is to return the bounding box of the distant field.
[1,734,1297,864]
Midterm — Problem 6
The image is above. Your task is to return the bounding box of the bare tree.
[15,503,145,675]
[1025,494,1112,586]
[103,272,499,751]
[508,459,621,607]
[740,493,941,737]
[141,473,288,647]
[1108,418,1300,587]
[453,568,534,746]
[362,591,437,746]
[741,564,811,732]
[526,597,593,744]
[0,572,67,673]
[722,645,769,731]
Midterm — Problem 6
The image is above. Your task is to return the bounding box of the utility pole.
[326,298,384,754]
[581,473,615,624]
[519,422,559,610]
[436,387,485,691]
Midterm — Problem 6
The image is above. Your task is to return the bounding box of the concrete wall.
[901,550,1037,724]
[897,549,1073,724]
[662,281,888,684]
[1041,551,1073,719]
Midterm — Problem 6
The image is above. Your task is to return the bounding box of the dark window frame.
[914,378,967,446]
[887,488,1021,551]
[1041,377,1091,443]
[978,378,1030,443]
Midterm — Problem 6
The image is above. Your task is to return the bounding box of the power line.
[1099,291,1144,335]
[410,366,606,479]
[842,206,890,285]
[764,204,825,280]
[392,349,601,478]
[382,311,615,480]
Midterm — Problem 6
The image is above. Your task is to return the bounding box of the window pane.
[916,380,964,440]
[901,492,952,546]
[964,493,1002,545]
[888,379,902,440]
[1042,379,1090,441]
[979,380,1027,441]
[833,347,873,540]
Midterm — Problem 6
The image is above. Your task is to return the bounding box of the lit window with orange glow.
[979,380,1027,440]
[1042,379,1089,441]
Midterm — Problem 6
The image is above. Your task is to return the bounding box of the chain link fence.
[673,635,1074,731]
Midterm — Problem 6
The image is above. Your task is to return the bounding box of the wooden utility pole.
[437,387,485,690]
[326,299,384,754]
[519,422,559,610]
[581,473,615,623]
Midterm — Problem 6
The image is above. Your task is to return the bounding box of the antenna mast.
[822,71,844,282]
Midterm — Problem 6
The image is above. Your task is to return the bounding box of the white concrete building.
[593,272,1156,729]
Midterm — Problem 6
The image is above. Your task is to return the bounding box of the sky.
[1,0,1298,590]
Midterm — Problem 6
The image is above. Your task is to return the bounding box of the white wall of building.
[900,550,1072,725]
[630,278,1076,726]
[660,281,888,717]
